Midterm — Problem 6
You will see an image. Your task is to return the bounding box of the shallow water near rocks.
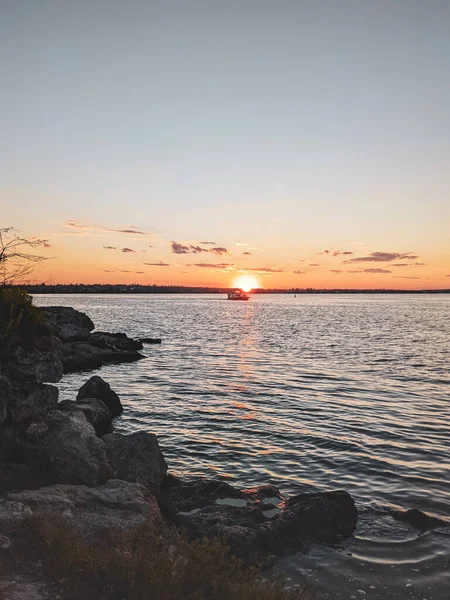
[34,293,450,599]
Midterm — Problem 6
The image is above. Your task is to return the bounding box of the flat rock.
[61,341,144,374]
[90,331,143,351]
[77,376,123,416]
[2,479,162,538]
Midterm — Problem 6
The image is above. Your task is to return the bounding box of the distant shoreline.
[23,284,450,295]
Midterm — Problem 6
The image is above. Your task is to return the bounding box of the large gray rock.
[77,376,123,416]
[75,398,113,436]
[42,408,112,486]
[42,306,94,342]
[90,331,143,351]
[7,344,63,384]
[103,432,167,494]
[1,479,162,537]
[4,383,58,424]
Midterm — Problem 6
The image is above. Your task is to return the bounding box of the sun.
[232,275,260,292]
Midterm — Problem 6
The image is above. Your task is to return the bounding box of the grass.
[20,518,312,600]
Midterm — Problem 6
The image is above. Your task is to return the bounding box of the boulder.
[4,383,58,424]
[6,344,63,384]
[2,479,162,538]
[61,342,144,374]
[42,306,94,342]
[90,331,143,351]
[42,408,112,486]
[260,490,358,554]
[165,476,357,565]
[77,376,123,416]
[391,508,447,530]
[75,398,113,436]
[104,432,167,494]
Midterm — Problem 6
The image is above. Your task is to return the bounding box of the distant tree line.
[22,283,450,295]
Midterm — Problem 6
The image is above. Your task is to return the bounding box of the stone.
[391,508,447,530]
[2,479,162,538]
[75,398,113,436]
[77,376,123,416]
[61,342,144,373]
[139,337,162,344]
[0,532,11,550]
[90,331,143,351]
[5,383,58,424]
[104,432,167,494]
[42,306,94,342]
[164,476,357,566]
[42,408,112,486]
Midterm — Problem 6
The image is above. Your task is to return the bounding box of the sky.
[1,0,449,289]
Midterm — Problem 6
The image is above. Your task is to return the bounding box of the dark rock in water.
[42,408,112,486]
[77,376,123,416]
[391,508,447,530]
[163,476,357,565]
[61,342,144,374]
[139,337,162,344]
[42,306,94,342]
[75,398,113,436]
[104,432,167,495]
[260,490,357,554]
[2,479,163,538]
[90,331,143,351]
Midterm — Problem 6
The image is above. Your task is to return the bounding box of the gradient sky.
[1,0,449,289]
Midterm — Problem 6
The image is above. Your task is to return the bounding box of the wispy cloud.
[330,269,342,274]
[391,262,425,267]
[121,248,136,253]
[344,252,418,264]
[103,246,116,250]
[348,268,391,274]
[243,252,252,255]
[192,263,234,269]
[309,263,321,267]
[171,241,229,256]
[333,250,353,256]
[65,220,148,236]
[293,270,305,274]
[394,276,420,279]
[145,261,170,267]
[199,241,216,245]
[248,267,284,273]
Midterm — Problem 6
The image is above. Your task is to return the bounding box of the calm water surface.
[34,294,450,599]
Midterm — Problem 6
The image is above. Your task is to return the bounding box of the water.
[34,294,450,599]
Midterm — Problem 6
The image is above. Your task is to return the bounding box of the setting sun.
[232,275,261,292]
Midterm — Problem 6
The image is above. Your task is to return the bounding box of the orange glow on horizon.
[232,275,261,292]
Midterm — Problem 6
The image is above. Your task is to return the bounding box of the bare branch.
[0,227,52,285]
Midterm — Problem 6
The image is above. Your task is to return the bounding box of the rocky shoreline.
[1,303,443,597]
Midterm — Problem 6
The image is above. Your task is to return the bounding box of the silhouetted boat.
[227,289,249,301]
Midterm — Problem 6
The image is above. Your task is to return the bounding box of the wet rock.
[104,432,167,495]
[90,331,143,351]
[42,408,112,486]
[75,398,113,436]
[139,337,162,344]
[391,508,447,530]
[260,490,357,554]
[165,476,357,565]
[160,475,245,513]
[61,341,144,374]
[77,376,123,416]
[42,306,94,342]
[2,479,162,538]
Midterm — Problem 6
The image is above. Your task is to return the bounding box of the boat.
[227,289,249,301]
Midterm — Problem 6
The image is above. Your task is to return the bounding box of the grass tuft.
[20,518,311,600]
